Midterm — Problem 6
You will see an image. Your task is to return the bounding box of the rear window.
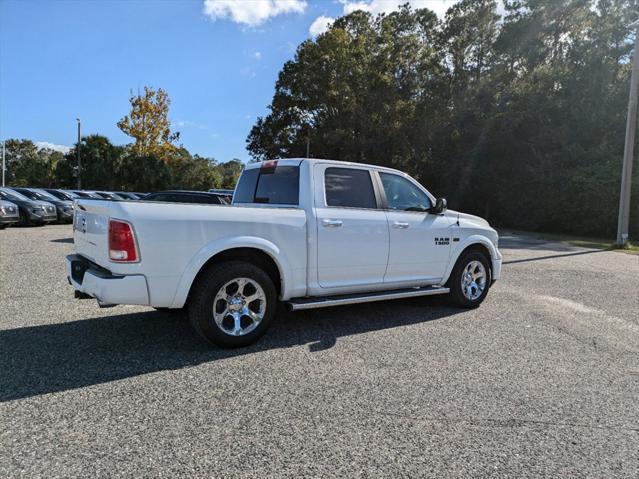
[324,167,377,209]
[234,165,299,205]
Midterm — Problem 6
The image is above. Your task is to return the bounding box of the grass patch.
[503,229,639,255]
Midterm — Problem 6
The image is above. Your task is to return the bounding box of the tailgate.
[72,200,114,268]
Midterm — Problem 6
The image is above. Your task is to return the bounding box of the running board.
[287,286,450,311]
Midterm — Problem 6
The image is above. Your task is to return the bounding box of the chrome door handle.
[393,221,410,229]
[322,219,343,228]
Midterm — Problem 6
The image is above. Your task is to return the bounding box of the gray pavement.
[1,225,638,478]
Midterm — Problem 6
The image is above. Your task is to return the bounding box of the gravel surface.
[1,225,638,478]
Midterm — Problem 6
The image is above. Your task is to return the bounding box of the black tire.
[188,261,277,348]
[446,250,492,308]
[19,210,30,226]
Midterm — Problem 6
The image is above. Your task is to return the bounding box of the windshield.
[0,188,30,201]
[30,189,58,200]
[46,189,73,200]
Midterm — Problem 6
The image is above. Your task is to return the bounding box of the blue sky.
[0,0,458,162]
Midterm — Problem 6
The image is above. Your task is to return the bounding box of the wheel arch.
[442,235,497,285]
[169,236,291,308]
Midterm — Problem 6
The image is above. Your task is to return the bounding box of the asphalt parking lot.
[1,225,638,478]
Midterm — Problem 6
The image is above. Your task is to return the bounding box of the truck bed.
[72,199,308,306]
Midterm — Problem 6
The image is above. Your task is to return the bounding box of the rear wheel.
[188,261,277,348]
[446,251,491,308]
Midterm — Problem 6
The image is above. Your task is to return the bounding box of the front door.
[316,165,389,289]
[377,172,452,283]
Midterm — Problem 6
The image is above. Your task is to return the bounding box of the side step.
[287,286,450,311]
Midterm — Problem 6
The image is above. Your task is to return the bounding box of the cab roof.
[243,158,407,176]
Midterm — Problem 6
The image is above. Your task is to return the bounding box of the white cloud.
[342,0,458,18]
[203,0,307,27]
[309,0,460,36]
[309,15,335,36]
[35,141,70,153]
[176,120,209,130]
[253,51,262,59]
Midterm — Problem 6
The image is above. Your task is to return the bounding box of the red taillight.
[108,219,138,262]
[261,160,278,173]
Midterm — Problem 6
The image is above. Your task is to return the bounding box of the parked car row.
[0,186,235,228]
[0,187,143,228]
[0,187,59,227]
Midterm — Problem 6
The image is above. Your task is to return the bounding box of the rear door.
[315,164,389,289]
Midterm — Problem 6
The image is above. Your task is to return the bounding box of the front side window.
[379,172,431,211]
[325,167,377,209]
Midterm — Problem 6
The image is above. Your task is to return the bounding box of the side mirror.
[430,197,447,214]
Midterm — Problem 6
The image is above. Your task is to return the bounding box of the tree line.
[4,87,242,192]
[247,0,639,238]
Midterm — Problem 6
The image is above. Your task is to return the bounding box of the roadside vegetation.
[248,0,639,239]
[2,0,638,242]
[3,87,242,192]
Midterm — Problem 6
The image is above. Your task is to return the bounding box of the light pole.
[76,118,82,189]
[617,20,639,246]
[2,140,5,187]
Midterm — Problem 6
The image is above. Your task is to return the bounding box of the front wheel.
[19,211,30,226]
[188,261,277,348]
[446,251,491,308]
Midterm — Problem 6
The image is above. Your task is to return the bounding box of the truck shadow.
[0,297,460,402]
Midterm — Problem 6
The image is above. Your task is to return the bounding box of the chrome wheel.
[461,260,487,301]
[212,277,267,336]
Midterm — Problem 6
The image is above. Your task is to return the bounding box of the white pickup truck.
[66,159,502,347]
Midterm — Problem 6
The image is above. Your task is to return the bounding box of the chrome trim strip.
[287,286,450,311]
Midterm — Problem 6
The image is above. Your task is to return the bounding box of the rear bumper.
[65,254,149,305]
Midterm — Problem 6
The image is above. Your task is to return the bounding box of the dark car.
[207,188,234,203]
[0,187,57,225]
[44,189,79,201]
[66,190,102,199]
[11,187,74,224]
[0,199,20,229]
[92,191,127,200]
[142,190,229,205]
[112,192,139,200]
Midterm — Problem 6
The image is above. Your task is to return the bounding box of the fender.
[169,235,294,308]
[441,234,501,285]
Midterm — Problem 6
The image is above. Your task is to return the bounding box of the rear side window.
[234,165,299,205]
[324,167,377,209]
